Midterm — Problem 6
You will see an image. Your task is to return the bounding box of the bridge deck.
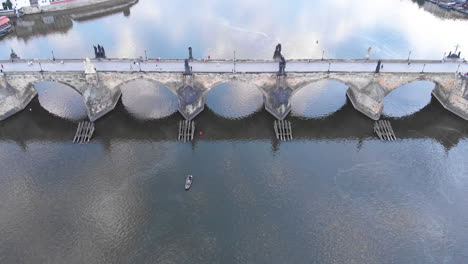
[0,59,466,74]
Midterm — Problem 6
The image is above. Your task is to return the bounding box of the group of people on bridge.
[93,45,106,59]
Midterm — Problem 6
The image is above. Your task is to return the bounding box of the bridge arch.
[291,76,360,94]
[116,78,179,119]
[379,74,449,96]
[290,79,350,118]
[206,79,264,93]
[205,80,264,119]
[34,79,84,95]
[113,77,178,95]
[32,80,88,121]
[382,80,436,118]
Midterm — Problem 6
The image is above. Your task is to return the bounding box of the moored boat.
[0,16,12,36]
[438,2,455,10]
[185,175,193,190]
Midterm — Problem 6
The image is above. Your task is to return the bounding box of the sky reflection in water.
[120,80,178,120]
[0,0,466,60]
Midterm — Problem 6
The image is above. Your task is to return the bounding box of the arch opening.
[383,81,435,118]
[34,81,87,121]
[119,79,178,120]
[206,81,264,119]
[291,80,348,119]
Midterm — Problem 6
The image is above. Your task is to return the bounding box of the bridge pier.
[264,77,293,120]
[432,75,468,121]
[0,84,37,121]
[0,74,37,121]
[346,82,385,120]
[83,83,121,122]
[177,75,205,120]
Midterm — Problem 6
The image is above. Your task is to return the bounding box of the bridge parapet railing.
[0,58,466,64]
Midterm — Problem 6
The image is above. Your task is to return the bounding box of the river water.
[1,0,468,263]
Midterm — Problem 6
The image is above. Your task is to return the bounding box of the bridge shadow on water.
[0,96,467,151]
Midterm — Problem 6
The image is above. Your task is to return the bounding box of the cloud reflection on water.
[0,0,466,60]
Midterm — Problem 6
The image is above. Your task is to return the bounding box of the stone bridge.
[0,59,467,121]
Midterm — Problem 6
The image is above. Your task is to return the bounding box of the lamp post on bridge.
[327,62,331,73]
[144,50,148,61]
[407,51,411,62]
[51,50,55,61]
[39,62,43,72]
[321,50,325,61]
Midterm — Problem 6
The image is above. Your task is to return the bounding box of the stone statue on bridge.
[10,49,19,61]
[446,51,461,60]
[94,45,106,59]
[273,44,282,61]
[84,58,96,74]
[375,60,381,73]
[188,47,193,60]
[278,55,286,76]
[184,59,192,75]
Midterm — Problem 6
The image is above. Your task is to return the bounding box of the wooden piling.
[381,120,391,141]
[86,123,95,143]
[278,121,281,140]
[73,121,95,144]
[191,121,195,141]
[374,123,383,140]
[178,120,182,141]
[288,121,293,140]
[385,120,397,140]
[273,120,293,141]
[73,122,83,143]
[374,120,396,141]
[185,120,190,142]
[274,121,279,140]
[178,120,195,142]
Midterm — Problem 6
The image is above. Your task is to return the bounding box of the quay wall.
[22,0,137,15]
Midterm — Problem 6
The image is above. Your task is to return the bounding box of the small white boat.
[185,175,193,190]
[438,2,455,10]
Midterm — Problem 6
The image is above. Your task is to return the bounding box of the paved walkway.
[0,59,466,74]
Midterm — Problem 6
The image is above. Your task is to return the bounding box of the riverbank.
[21,0,138,16]
[426,0,468,17]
